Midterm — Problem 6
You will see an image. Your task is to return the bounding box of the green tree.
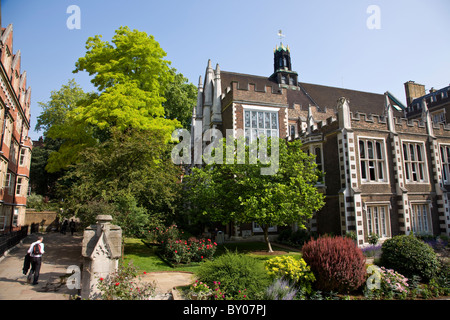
[47,26,182,172]
[184,138,325,252]
[31,80,88,195]
[163,70,197,129]
[57,129,182,237]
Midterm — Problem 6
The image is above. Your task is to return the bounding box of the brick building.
[191,43,450,245]
[0,24,33,234]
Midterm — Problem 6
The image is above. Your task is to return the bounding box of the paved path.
[0,232,194,300]
[0,232,83,300]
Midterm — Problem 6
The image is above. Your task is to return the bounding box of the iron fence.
[0,226,28,256]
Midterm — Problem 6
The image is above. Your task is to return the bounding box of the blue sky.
[3,0,450,140]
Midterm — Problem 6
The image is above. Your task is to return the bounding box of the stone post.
[81,215,122,299]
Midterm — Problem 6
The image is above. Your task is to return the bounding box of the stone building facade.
[0,24,33,233]
[191,43,450,245]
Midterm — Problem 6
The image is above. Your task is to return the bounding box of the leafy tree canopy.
[184,138,325,252]
[45,27,194,172]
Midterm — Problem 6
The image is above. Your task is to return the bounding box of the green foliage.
[265,255,315,294]
[57,129,181,237]
[365,265,410,299]
[263,278,298,300]
[368,232,380,245]
[96,261,155,300]
[72,26,178,132]
[35,79,88,135]
[380,235,439,282]
[163,70,197,129]
[185,138,325,252]
[277,228,314,248]
[46,27,190,172]
[195,251,270,299]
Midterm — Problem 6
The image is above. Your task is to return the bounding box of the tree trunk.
[263,225,273,253]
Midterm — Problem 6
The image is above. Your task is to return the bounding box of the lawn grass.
[123,238,301,273]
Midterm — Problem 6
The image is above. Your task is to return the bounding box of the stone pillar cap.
[96,215,113,223]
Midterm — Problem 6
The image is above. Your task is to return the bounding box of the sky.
[2,0,450,140]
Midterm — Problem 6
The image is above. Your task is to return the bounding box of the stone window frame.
[409,201,433,235]
[402,140,428,183]
[364,201,391,240]
[357,136,389,184]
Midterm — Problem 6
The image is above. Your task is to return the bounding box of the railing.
[0,226,28,256]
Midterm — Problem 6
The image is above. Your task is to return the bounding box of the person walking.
[69,219,76,236]
[27,236,45,285]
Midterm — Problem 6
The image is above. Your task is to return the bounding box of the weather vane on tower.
[277,29,285,45]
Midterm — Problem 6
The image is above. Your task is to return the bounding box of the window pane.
[411,163,417,181]
[376,142,383,160]
[272,129,278,138]
[403,144,408,160]
[416,145,422,161]
[374,207,379,235]
[410,144,415,161]
[359,140,365,158]
[265,113,270,129]
[380,207,387,236]
[251,111,257,128]
[361,161,367,179]
[369,161,376,180]
[367,207,372,234]
[378,162,384,180]
[419,164,424,180]
[271,113,277,129]
[258,112,264,128]
[315,147,322,164]
[422,205,428,232]
[245,111,250,128]
[290,125,295,137]
[368,141,374,159]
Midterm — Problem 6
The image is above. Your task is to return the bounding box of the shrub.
[365,265,410,299]
[186,280,212,300]
[96,262,155,300]
[263,278,298,300]
[380,235,439,282]
[301,236,366,293]
[147,225,217,264]
[195,251,270,299]
[265,255,315,293]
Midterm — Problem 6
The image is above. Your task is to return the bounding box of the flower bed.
[146,225,217,266]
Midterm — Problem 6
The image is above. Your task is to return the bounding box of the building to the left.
[0,24,32,234]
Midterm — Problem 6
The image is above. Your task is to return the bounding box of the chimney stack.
[404,81,426,107]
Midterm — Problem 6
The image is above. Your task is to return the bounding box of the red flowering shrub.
[147,225,217,264]
[301,236,366,293]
